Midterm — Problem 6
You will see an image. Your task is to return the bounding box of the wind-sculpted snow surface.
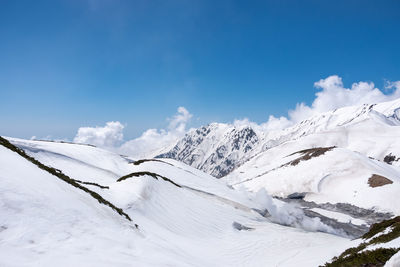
[1,137,354,266]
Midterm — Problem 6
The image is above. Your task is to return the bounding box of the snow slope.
[0,137,352,267]
[0,144,138,267]
[225,146,400,214]
[9,138,133,184]
[224,147,400,214]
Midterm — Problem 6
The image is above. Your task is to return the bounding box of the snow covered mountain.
[158,98,400,178]
[2,99,400,266]
[157,123,263,178]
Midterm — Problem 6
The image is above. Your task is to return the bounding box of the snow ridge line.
[0,136,136,226]
[74,180,110,189]
[117,171,182,188]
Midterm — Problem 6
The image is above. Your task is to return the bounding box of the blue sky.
[1,0,399,140]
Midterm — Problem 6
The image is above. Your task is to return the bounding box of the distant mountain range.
[157,98,400,179]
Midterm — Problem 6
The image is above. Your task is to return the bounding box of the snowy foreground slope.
[0,137,355,267]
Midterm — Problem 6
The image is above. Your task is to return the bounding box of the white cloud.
[119,107,192,158]
[73,107,192,158]
[73,121,125,148]
[385,80,400,94]
[288,75,400,123]
[233,115,292,134]
[167,106,193,132]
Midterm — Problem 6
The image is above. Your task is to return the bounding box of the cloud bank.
[74,121,125,148]
[289,75,400,122]
[119,107,192,158]
[73,107,192,158]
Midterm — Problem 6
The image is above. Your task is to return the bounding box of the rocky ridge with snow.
[157,123,263,178]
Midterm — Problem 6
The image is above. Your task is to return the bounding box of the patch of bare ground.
[383,153,399,165]
[285,146,336,166]
[131,159,173,166]
[368,174,393,188]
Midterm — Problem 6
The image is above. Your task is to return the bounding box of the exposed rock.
[368,174,393,188]
[157,123,261,178]
[384,153,399,165]
[287,192,307,199]
[285,146,336,166]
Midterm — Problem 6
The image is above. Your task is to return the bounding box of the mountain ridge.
[157,98,400,178]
